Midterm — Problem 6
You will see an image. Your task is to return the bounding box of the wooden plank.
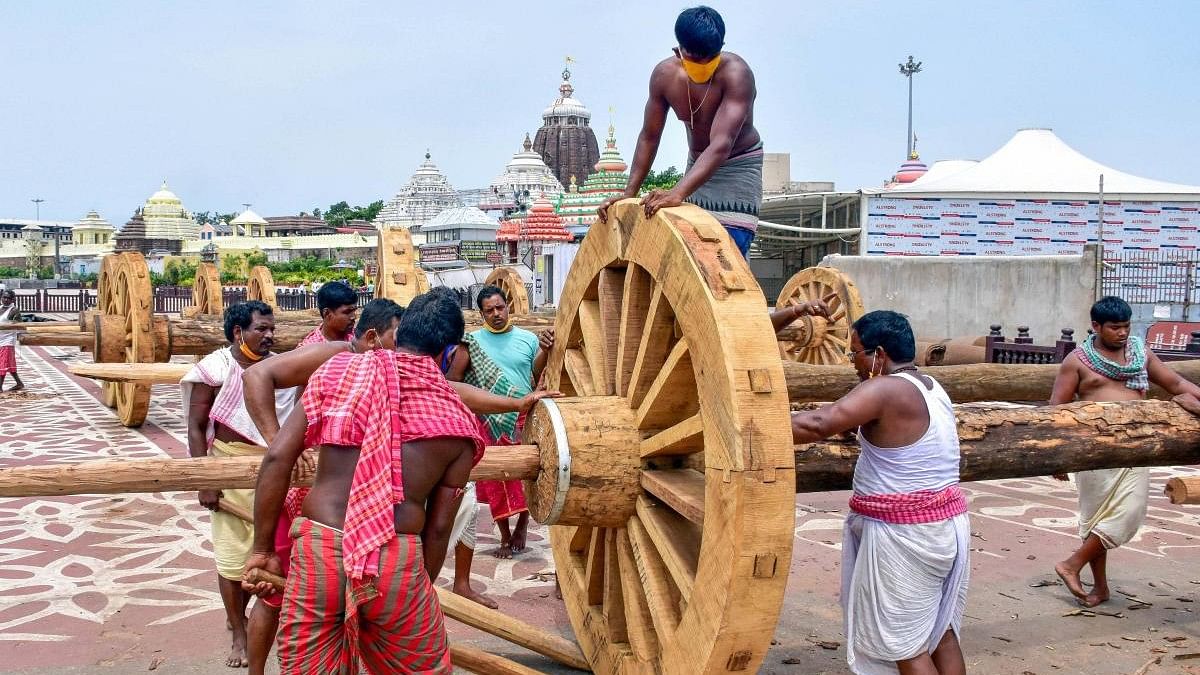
[627,285,675,410]
[438,584,590,671]
[577,299,609,396]
[640,413,704,459]
[635,339,698,431]
[569,525,593,554]
[616,528,660,663]
[449,644,544,675]
[635,496,699,605]
[616,264,652,397]
[640,469,706,525]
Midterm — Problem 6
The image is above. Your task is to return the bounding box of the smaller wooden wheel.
[483,266,530,316]
[247,266,277,308]
[375,227,427,306]
[776,266,865,365]
[108,253,156,426]
[187,262,223,318]
[94,254,125,408]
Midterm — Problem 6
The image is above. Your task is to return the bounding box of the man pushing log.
[791,310,969,675]
[1051,296,1200,608]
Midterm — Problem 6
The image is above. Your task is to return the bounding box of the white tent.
[873,129,1200,199]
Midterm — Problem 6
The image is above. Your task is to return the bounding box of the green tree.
[640,166,682,194]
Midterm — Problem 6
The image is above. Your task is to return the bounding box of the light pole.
[31,198,44,222]
[899,56,922,158]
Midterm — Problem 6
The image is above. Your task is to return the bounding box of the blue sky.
[3,1,1199,223]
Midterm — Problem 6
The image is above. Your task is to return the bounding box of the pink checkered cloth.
[848,484,968,525]
[297,325,354,348]
[301,349,484,581]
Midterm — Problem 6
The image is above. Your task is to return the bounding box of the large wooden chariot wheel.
[183,262,223,319]
[246,265,277,308]
[534,200,794,674]
[375,227,429,306]
[775,266,864,365]
[484,266,531,316]
[92,252,164,426]
[93,254,126,408]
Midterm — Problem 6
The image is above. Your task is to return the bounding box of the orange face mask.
[679,52,721,84]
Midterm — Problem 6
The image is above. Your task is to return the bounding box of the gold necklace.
[685,63,718,131]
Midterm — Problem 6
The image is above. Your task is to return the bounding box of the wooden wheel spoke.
[640,469,705,525]
[597,268,624,396]
[628,284,675,409]
[585,528,607,606]
[577,300,609,395]
[615,529,660,662]
[616,265,652,397]
[635,496,699,606]
[635,339,697,431]
[640,413,703,458]
[602,529,628,643]
[627,516,682,635]
[564,348,596,397]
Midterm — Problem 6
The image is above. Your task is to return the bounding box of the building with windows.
[418,206,500,263]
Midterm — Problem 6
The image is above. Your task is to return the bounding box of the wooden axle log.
[4,400,1198,500]
[783,360,1200,403]
[0,445,542,498]
[794,399,1200,492]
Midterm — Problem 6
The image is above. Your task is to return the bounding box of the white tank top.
[852,371,960,496]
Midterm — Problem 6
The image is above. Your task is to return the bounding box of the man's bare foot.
[226,639,248,668]
[1081,587,1111,608]
[454,584,499,609]
[510,531,527,554]
[1055,562,1088,601]
[491,542,513,559]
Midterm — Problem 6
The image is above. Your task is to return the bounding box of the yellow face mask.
[679,52,721,84]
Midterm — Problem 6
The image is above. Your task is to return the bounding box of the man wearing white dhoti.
[792,310,969,675]
[1051,296,1200,607]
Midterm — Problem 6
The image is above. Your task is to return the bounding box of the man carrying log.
[597,5,762,258]
[181,300,301,669]
[0,290,24,392]
[298,280,359,346]
[791,310,969,675]
[239,298,403,675]
[1051,296,1200,607]
[446,285,552,559]
[242,289,503,672]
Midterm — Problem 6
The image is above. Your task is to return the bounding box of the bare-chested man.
[597,5,762,258]
[1051,296,1200,607]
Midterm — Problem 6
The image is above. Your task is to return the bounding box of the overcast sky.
[3,0,1199,223]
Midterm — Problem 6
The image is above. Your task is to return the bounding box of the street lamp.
[898,55,923,158]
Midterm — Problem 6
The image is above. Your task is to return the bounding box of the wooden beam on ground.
[0,445,541,498]
[783,360,1200,403]
[795,399,1200,492]
[19,332,92,348]
[449,644,546,675]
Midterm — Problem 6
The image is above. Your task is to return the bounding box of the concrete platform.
[1,344,1199,673]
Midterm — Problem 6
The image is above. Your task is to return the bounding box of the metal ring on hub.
[538,397,572,525]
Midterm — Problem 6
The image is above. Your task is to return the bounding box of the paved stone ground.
[2,344,1200,673]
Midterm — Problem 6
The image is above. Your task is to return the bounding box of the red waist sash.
[848,484,968,525]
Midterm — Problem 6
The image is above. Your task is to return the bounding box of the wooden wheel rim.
[247,265,277,308]
[541,201,794,674]
[484,266,530,316]
[192,263,223,315]
[96,254,125,408]
[112,253,154,427]
[775,266,864,365]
